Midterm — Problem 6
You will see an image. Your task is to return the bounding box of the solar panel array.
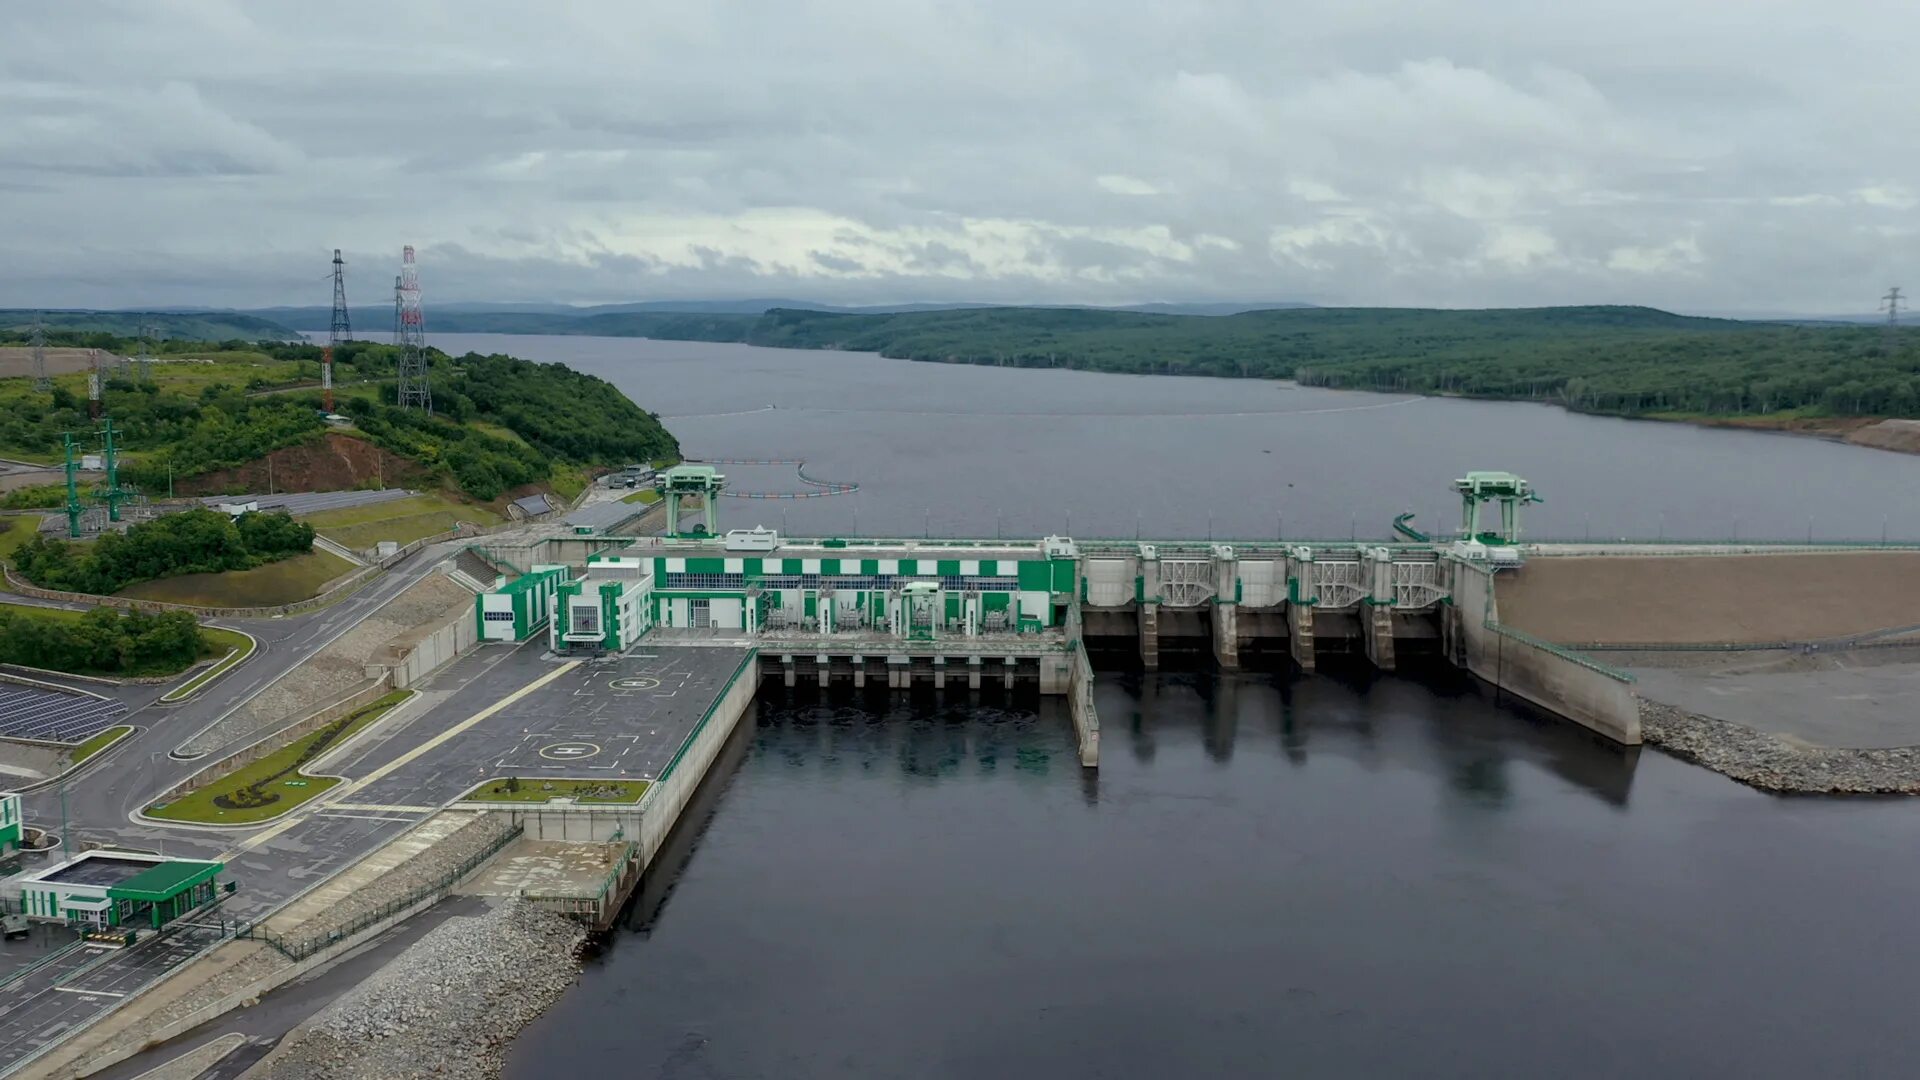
[0,686,128,744]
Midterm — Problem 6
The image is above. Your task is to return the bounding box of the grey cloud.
[0,0,1916,313]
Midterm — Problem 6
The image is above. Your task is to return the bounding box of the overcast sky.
[2,1,1915,312]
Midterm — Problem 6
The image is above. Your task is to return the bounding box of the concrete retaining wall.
[1451,562,1641,745]
[634,651,758,863]
[381,605,480,690]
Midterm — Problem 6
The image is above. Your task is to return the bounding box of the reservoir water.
[427,332,1920,543]
[413,335,1920,1078]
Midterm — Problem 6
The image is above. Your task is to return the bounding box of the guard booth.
[10,851,227,929]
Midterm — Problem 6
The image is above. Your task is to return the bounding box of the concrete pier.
[1446,561,1640,744]
[1138,545,1161,670]
[1211,544,1239,670]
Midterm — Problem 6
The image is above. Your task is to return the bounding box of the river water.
[415,335,1920,1078]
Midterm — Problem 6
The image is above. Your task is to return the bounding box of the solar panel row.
[0,686,127,744]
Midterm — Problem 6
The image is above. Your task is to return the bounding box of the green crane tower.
[99,418,128,523]
[62,433,85,538]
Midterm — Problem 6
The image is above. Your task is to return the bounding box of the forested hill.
[0,310,301,341]
[238,301,1920,420]
[0,331,678,503]
[721,304,1917,420]
[731,305,1920,418]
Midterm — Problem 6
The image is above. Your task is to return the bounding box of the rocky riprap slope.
[258,899,584,1080]
[1640,700,1920,794]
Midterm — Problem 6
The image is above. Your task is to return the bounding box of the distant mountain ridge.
[0,309,302,340]
[238,298,1317,333]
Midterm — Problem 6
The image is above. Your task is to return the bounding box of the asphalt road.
[0,538,485,1074]
[0,629,753,1076]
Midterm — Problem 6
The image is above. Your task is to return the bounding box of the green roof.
[106,859,223,902]
[501,568,562,596]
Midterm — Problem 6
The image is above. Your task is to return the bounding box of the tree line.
[0,331,680,503]
[0,605,206,677]
[564,304,1920,422]
[12,508,314,596]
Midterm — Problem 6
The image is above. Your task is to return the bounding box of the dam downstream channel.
[400,334,1920,1077]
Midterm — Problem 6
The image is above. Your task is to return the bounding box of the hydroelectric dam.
[463,466,1920,768]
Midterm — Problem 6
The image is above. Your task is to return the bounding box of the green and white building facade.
[550,556,656,655]
[648,538,1079,640]
[9,850,225,929]
[475,564,569,643]
[479,535,1081,654]
[0,792,21,856]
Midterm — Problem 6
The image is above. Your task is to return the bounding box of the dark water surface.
[424,332,1920,542]
[506,672,1920,1079]
[426,334,1920,1078]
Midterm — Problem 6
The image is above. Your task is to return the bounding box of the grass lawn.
[620,488,662,505]
[145,691,412,825]
[302,493,501,550]
[469,421,530,447]
[462,777,649,804]
[0,514,43,560]
[160,626,257,702]
[70,725,132,765]
[549,462,588,503]
[117,549,355,607]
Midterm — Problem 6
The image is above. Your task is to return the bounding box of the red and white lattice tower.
[395,245,431,413]
[324,249,350,413]
[87,349,102,419]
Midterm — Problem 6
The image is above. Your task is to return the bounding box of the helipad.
[347,644,755,806]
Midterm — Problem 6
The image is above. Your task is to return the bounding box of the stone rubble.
[255,899,584,1080]
[57,815,520,1077]
[1639,699,1920,795]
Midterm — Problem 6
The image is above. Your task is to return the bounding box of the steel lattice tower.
[1884,285,1905,356]
[135,323,156,382]
[29,314,49,391]
[395,245,431,413]
[324,249,350,413]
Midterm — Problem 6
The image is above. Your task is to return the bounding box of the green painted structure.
[476,564,568,642]
[0,792,21,855]
[11,851,225,929]
[649,541,1079,637]
[657,464,725,538]
[551,559,655,654]
[1455,471,1541,544]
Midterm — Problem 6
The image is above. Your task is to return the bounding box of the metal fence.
[240,820,523,962]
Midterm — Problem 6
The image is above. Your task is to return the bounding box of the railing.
[1459,559,1636,684]
[239,820,522,962]
[647,649,757,792]
[520,840,641,925]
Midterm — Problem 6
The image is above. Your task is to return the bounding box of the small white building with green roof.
[9,850,226,929]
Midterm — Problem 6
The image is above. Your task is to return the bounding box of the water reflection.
[508,670,1920,1080]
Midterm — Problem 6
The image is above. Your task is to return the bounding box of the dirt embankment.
[176,432,429,496]
[1846,419,1920,455]
[0,346,125,378]
[1496,552,1920,645]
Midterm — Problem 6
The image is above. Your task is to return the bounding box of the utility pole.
[1883,286,1905,355]
[325,248,349,413]
[30,314,49,391]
